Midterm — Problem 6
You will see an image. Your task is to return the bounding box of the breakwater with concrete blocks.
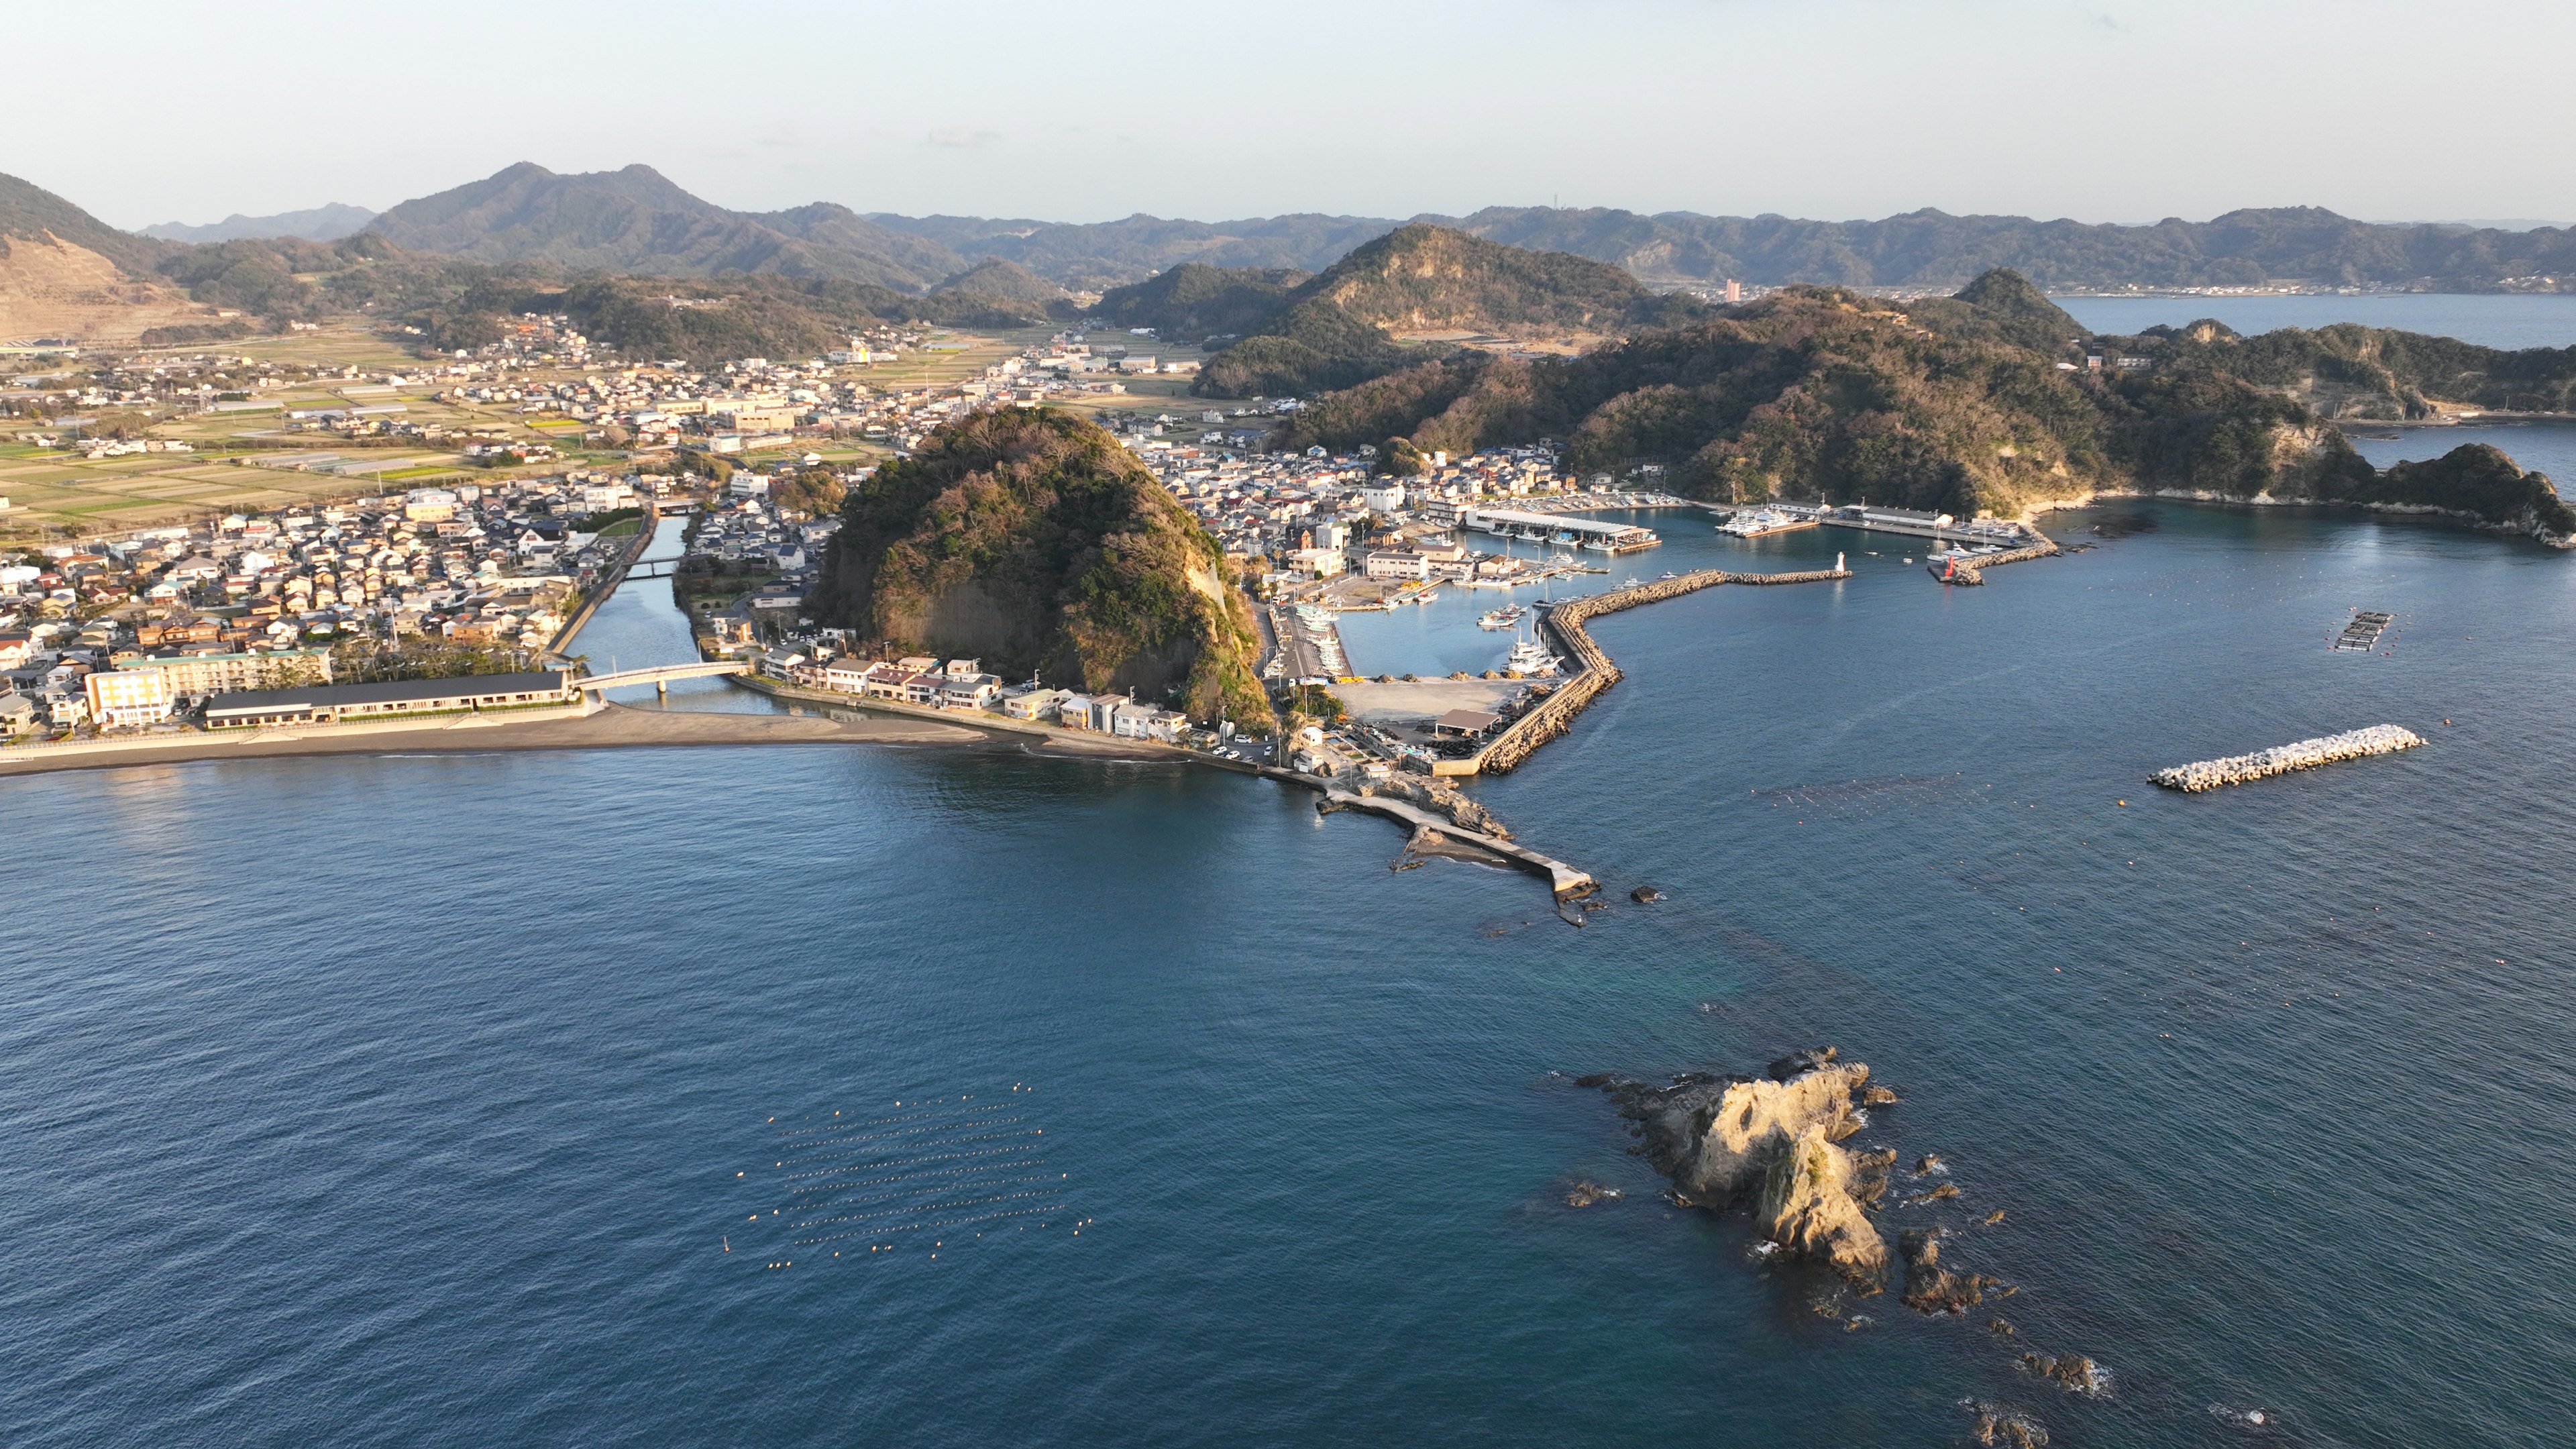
[1932,533,2061,586]
[2151,724,2424,792]
[1456,564,1852,776]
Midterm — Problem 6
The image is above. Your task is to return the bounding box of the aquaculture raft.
[2333,610,2394,651]
[2151,725,2424,792]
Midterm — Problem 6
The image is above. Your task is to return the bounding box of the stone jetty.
[1930,533,2060,586]
[2151,724,2424,792]
[1465,564,1850,775]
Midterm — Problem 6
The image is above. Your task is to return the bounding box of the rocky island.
[1585,1047,1898,1280]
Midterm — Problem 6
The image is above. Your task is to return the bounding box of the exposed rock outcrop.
[1900,1228,2009,1314]
[2020,1350,2110,1395]
[1761,1125,1890,1277]
[1562,1180,1621,1208]
[1593,1050,1888,1281]
[1966,1401,2051,1448]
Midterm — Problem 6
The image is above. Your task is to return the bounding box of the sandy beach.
[0,702,1175,780]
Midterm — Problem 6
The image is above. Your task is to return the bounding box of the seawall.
[1452,566,1853,777]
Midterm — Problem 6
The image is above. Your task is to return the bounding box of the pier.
[2151,724,2424,792]
[1318,789,1596,899]
[1764,502,2040,549]
[1440,563,1852,776]
[1927,534,2062,585]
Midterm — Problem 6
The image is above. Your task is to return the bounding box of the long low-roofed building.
[203,672,574,729]
[1456,507,1659,553]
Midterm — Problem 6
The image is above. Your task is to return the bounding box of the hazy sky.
[22,0,2575,228]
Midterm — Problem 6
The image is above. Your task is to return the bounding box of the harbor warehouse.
[203,672,576,729]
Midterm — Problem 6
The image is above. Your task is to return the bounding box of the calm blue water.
[2057,293,2576,351]
[2345,419,2576,485]
[7,505,2574,1445]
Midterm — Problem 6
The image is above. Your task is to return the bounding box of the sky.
[18,0,2576,229]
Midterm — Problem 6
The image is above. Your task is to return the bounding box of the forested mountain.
[1091,263,1310,341]
[1194,225,1708,398]
[1276,269,2576,543]
[366,164,965,290]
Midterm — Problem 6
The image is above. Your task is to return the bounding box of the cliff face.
[809,410,1270,724]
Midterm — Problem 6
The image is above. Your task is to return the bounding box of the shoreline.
[2018,487,2575,549]
[0,702,1012,778]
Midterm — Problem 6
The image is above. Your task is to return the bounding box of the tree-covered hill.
[1277,268,2576,544]
[1091,262,1310,342]
[1194,225,1707,398]
[808,410,1271,724]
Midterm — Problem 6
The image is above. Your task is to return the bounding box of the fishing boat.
[1504,626,1561,676]
[1717,507,1819,538]
[1477,603,1525,630]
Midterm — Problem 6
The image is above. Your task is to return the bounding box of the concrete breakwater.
[1464,566,1851,775]
[2151,724,2424,792]
[1935,535,2060,585]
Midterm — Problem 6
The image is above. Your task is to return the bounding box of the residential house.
[1000,687,1070,721]
[937,673,1002,711]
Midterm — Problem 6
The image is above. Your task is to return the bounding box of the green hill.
[809,410,1270,725]
[1279,268,2576,544]
[931,257,1065,308]
[367,163,963,290]
[1090,262,1309,341]
[2102,318,2576,419]
[1195,224,1706,397]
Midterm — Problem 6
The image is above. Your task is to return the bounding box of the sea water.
[5,514,2573,1446]
[2057,292,2576,350]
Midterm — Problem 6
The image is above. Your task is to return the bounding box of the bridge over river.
[573,661,749,698]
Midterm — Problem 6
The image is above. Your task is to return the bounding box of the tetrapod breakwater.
[2150,725,2424,792]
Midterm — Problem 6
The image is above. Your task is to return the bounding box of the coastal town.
[4,313,2055,824]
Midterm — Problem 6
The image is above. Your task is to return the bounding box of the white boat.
[1718,507,1819,538]
[1477,604,1525,630]
[1504,627,1560,676]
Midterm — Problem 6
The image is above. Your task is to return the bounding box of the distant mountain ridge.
[140,204,376,244]
[365,162,962,292]
[124,162,2576,297]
